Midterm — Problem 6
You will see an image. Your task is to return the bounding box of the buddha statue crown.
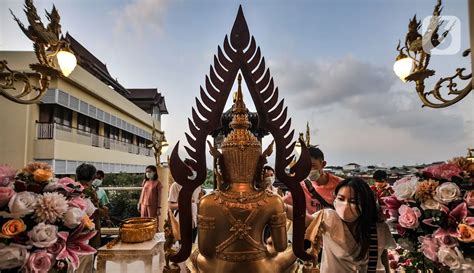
[220,74,262,184]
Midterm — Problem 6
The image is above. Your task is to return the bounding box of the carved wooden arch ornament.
[169,6,312,263]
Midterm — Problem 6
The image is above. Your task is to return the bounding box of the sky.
[1,0,473,167]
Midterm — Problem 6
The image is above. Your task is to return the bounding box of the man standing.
[370,170,394,214]
[168,181,201,242]
[93,170,110,207]
[75,163,106,273]
[283,146,342,216]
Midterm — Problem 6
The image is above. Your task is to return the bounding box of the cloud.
[270,56,467,142]
[114,0,168,36]
[270,56,393,109]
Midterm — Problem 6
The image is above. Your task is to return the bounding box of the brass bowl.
[120,217,157,243]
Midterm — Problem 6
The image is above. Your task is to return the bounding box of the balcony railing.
[36,122,153,157]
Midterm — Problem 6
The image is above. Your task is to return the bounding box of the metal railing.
[36,122,153,157]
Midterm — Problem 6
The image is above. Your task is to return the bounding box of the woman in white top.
[289,177,395,273]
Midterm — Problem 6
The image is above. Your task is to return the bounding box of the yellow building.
[0,35,168,175]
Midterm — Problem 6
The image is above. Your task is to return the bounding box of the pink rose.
[0,165,16,187]
[423,163,462,180]
[419,235,439,262]
[44,177,84,194]
[464,191,474,209]
[398,205,421,229]
[47,236,66,256]
[68,197,87,211]
[0,187,14,208]
[26,250,53,273]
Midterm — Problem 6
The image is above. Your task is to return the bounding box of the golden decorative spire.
[228,74,252,131]
[221,73,261,183]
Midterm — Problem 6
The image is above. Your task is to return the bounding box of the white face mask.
[92,179,102,187]
[333,199,360,222]
[264,176,275,186]
[146,172,155,179]
[308,169,320,181]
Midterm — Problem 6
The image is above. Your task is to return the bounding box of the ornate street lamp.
[0,0,77,104]
[394,0,472,108]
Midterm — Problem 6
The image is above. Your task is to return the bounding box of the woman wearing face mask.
[138,165,162,227]
[287,177,395,273]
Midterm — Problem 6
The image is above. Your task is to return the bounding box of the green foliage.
[102,172,144,187]
[107,190,141,222]
[202,169,214,189]
[101,173,143,222]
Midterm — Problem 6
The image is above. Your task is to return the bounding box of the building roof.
[127,88,168,114]
[65,34,130,96]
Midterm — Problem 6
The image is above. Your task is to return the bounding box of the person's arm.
[168,183,179,211]
[168,201,179,210]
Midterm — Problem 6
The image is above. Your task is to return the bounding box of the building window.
[137,137,146,147]
[77,113,90,133]
[39,105,54,123]
[121,131,132,144]
[89,119,99,135]
[110,126,119,140]
[51,105,72,127]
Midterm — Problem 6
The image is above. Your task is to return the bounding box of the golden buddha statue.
[190,75,297,273]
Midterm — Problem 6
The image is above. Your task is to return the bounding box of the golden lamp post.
[1,0,77,104]
[393,0,472,108]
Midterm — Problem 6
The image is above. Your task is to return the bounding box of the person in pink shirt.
[283,146,342,217]
[138,165,163,228]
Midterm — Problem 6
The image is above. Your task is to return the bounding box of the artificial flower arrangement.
[0,162,97,273]
[385,157,474,272]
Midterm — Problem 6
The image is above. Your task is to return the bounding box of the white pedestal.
[96,233,165,273]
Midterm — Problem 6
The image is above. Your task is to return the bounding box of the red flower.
[423,163,462,181]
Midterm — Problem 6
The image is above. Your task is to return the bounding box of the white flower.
[83,198,96,216]
[434,182,461,204]
[28,222,58,248]
[393,176,418,200]
[421,199,442,211]
[0,243,29,269]
[8,191,38,217]
[34,192,68,223]
[438,246,463,269]
[63,207,86,229]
